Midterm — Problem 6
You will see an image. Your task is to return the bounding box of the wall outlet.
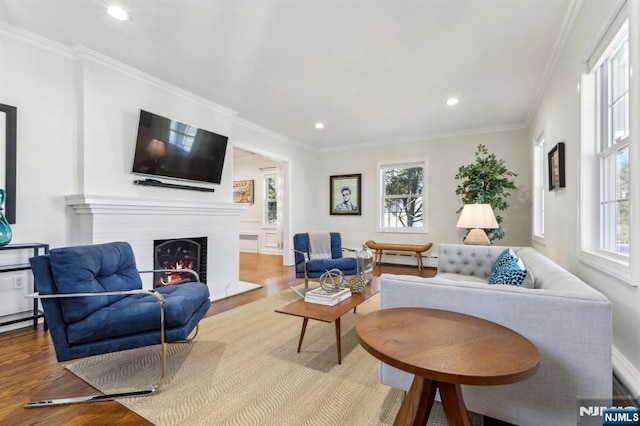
[13,275,25,289]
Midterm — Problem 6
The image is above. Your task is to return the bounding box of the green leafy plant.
[454,144,518,241]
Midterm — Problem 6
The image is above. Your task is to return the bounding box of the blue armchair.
[292,232,357,295]
[25,241,211,407]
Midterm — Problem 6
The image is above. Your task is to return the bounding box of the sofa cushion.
[488,257,528,286]
[66,282,210,344]
[49,242,143,323]
[515,257,535,289]
[491,248,516,276]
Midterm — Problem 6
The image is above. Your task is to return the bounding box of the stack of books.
[304,286,352,306]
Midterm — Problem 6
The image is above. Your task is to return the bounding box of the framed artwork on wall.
[548,142,566,191]
[330,174,361,215]
[233,180,254,203]
[0,104,16,224]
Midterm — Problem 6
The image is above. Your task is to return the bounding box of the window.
[378,159,428,233]
[264,174,279,226]
[533,134,545,238]
[580,7,633,284]
[596,24,630,255]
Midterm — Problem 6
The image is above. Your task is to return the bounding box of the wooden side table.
[356,308,539,426]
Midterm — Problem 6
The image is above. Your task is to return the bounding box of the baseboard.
[613,345,640,397]
[380,252,439,268]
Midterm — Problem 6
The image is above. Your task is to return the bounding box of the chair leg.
[25,293,170,408]
[290,264,313,297]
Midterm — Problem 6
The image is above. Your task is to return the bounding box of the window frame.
[579,6,634,285]
[263,173,279,228]
[533,133,546,242]
[376,159,429,234]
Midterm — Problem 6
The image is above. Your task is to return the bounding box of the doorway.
[233,148,291,264]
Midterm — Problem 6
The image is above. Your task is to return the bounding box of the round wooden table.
[356,308,540,426]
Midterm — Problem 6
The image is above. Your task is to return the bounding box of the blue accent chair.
[25,241,211,407]
[292,233,357,295]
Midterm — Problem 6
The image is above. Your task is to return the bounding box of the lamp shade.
[456,204,498,229]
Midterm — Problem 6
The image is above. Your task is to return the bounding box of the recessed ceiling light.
[107,5,129,21]
[314,122,324,129]
[446,97,459,106]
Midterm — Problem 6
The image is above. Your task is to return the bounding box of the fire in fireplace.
[153,237,207,288]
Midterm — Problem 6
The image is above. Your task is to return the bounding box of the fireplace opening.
[153,237,207,288]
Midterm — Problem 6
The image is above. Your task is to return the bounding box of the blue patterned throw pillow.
[490,248,515,276]
[488,257,528,286]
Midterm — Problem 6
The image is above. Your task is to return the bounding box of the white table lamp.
[456,203,499,245]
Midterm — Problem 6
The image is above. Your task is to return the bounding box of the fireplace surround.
[65,195,247,299]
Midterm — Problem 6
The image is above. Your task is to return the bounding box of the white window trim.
[532,132,546,244]
[262,172,279,229]
[376,158,429,234]
[579,2,636,286]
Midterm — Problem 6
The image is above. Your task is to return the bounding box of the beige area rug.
[66,291,482,425]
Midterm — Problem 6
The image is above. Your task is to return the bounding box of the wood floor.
[0,253,435,425]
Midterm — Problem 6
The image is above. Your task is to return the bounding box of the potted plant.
[454,144,518,241]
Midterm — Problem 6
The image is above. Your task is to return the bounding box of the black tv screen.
[131,110,228,184]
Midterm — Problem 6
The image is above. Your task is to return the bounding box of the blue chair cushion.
[304,257,358,274]
[66,282,210,344]
[49,242,143,323]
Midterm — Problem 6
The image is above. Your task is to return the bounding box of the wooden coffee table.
[356,308,539,426]
[275,277,379,365]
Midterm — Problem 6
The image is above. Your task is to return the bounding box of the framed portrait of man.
[330,174,361,215]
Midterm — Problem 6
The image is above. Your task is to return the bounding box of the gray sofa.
[379,243,612,426]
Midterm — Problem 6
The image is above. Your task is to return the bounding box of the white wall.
[0,30,76,327]
[77,52,236,200]
[315,129,532,256]
[528,0,640,394]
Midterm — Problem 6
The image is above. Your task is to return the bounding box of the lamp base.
[464,228,490,245]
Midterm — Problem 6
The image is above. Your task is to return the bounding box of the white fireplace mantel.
[65,194,247,216]
[64,194,247,296]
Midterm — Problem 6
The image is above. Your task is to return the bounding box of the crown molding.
[72,46,238,119]
[0,21,238,119]
[524,0,584,126]
[317,123,528,153]
[232,116,312,152]
[0,21,74,59]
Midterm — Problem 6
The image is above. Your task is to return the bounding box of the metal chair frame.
[25,269,202,408]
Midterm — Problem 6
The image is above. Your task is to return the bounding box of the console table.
[0,243,49,328]
[356,308,539,425]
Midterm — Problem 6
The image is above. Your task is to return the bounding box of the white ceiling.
[0,0,575,151]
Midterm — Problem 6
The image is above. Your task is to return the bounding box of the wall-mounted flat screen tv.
[131,110,228,184]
